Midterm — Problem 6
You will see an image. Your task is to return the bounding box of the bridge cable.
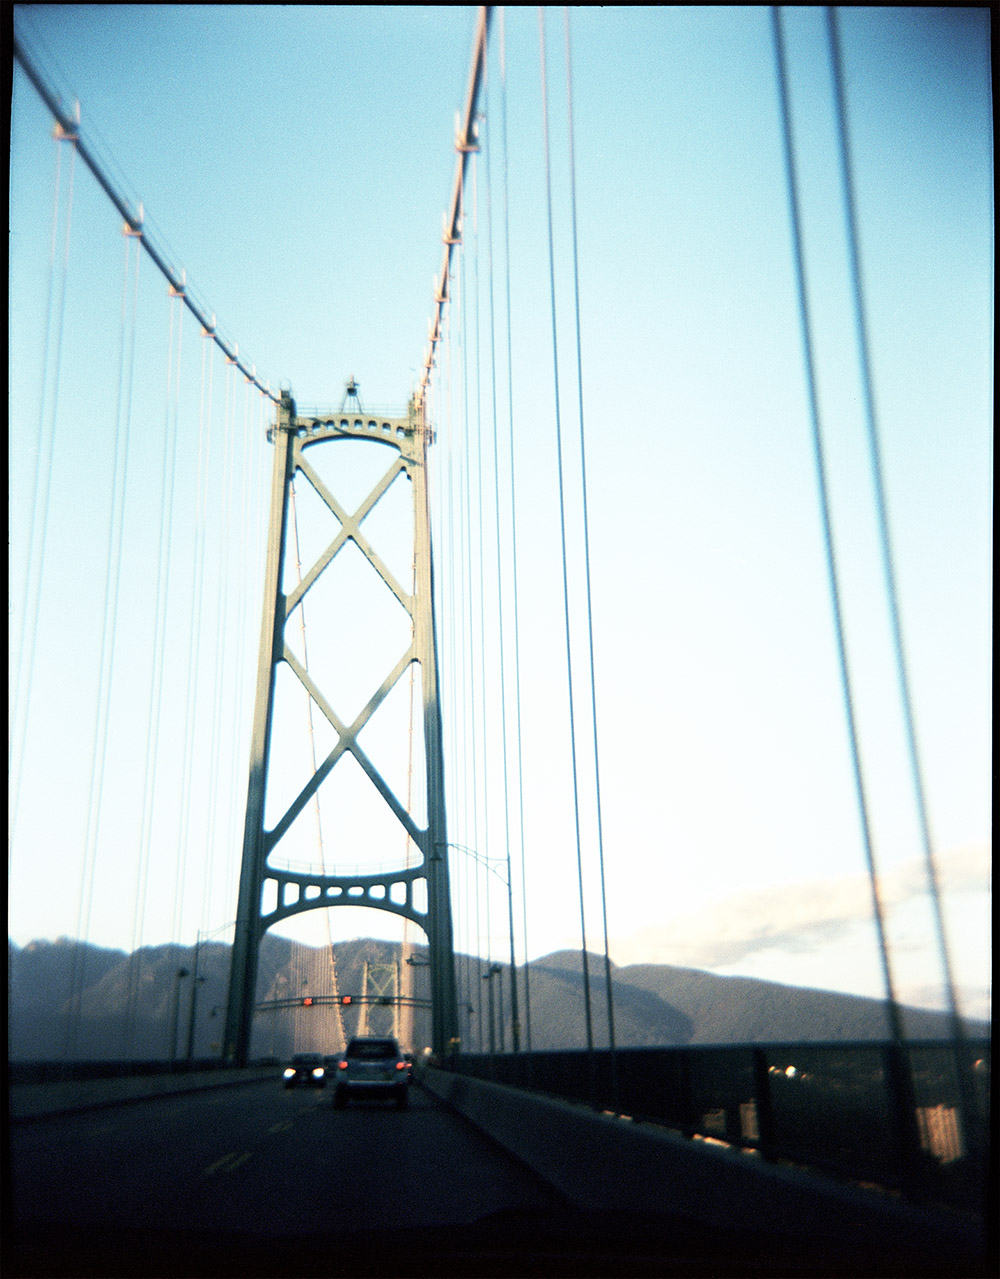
[285,487,347,1052]
[473,152,499,1046]
[201,359,242,953]
[460,236,487,1053]
[174,331,216,951]
[562,8,618,1072]
[538,6,596,1059]
[12,27,278,405]
[66,228,143,1059]
[770,8,905,1046]
[482,82,518,1052]
[8,116,77,856]
[497,8,533,1054]
[124,288,185,1058]
[443,262,473,1044]
[471,149,497,1033]
[485,30,524,1054]
[825,8,966,1042]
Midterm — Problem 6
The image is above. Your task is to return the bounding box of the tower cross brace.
[224,390,457,1063]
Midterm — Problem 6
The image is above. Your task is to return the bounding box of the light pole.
[443,842,522,1053]
[482,963,502,1057]
[185,933,209,1060]
[185,921,236,1061]
[169,967,189,1065]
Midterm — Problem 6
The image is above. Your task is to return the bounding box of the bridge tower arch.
[224,388,457,1063]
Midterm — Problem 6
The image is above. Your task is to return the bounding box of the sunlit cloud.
[609,843,990,1010]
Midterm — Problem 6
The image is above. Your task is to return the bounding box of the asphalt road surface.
[7,1076,583,1276]
[7,1075,988,1278]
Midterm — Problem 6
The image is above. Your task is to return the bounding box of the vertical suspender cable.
[825,7,965,1042]
[444,270,471,1043]
[9,125,77,852]
[498,8,533,1052]
[471,153,496,998]
[538,6,595,1059]
[483,69,522,1052]
[562,8,618,1065]
[175,330,215,945]
[770,7,905,1045]
[124,286,185,1058]
[202,359,239,939]
[288,480,347,1053]
[67,227,142,1058]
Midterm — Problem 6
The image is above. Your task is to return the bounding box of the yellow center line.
[268,1120,293,1133]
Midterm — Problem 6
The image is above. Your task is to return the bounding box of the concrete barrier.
[9,1066,276,1122]
[422,1065,983,1261]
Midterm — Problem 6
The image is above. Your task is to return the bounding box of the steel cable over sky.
[12,29,279,405]
[417,6,491,406]
[771,6,905,1046]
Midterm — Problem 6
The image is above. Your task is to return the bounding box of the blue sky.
[9,7,992,1022]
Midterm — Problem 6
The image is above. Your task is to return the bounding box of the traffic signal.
[302,997,314,1007]
[340,995,353,1005]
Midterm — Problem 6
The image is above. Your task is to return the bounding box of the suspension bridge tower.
[224,387,458,1064]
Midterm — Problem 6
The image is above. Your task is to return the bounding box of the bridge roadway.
[8,1074,562,1278]
[7,1071,987,1278]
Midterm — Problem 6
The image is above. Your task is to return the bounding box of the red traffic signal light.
[340,995,353,1005]
[302,997,314,1007]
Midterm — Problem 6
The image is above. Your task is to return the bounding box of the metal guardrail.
[8,1058,249,1085]
[443,1039,990,1217]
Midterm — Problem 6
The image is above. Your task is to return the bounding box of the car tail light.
[338,1060,348,1070]
[396,1061,407,1071]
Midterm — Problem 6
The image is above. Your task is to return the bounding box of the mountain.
[525,950,984,1048]
[7,937,988,1063]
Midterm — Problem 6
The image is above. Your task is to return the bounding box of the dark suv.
[282,1052,326,1088]
[333,1037,410,1109]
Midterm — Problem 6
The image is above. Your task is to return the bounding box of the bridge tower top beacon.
[224,382,457,1064]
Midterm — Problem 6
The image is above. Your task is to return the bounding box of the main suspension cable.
[12,28,278,404]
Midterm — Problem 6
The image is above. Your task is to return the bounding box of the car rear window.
[347,1040,397,1060]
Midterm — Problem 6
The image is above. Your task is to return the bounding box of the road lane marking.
[202,1150,254,1177]
[268,1120,293,1134]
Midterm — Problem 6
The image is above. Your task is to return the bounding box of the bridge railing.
[442,1039,990,1217]
[8,1058,247,1086]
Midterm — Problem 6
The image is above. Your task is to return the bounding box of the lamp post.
[169,967,189,1065]
[442,842,522,1053]
[185,921,236,1061]
[482,963,502,1057]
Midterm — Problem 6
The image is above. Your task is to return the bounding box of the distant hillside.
[527,950,984,1048]
[7,937,987,1062]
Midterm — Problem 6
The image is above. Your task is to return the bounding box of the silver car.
[333,1036,410,1109]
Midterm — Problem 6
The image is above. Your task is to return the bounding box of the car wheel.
[395,1087,408,1110]
[333,1086,347,1110]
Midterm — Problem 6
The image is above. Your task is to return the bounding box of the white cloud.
[608,843,991,1011]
